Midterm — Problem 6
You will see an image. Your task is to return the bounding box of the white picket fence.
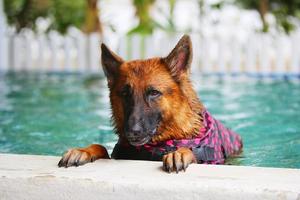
[0,29,300,76]
[1,29,102,73]
[119,32,300,76]
[0,0,299,77]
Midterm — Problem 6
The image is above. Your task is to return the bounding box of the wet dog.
[58,35,242,173]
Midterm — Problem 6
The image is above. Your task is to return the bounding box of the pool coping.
[0,153,299,200]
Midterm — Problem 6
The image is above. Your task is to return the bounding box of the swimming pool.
[0,73,299,169]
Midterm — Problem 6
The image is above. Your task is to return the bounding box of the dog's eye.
[121,90,130,97]
[120,85,131,97]
[148,89,161,98]
[121,90,129,97]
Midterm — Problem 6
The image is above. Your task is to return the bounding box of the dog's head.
[101,35,204,146]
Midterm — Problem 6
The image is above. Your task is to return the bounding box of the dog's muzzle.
[125,126,157,146]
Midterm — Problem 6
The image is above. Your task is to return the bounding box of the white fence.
[1,29,102,73]
[0,29,300,76]
[0,0,300,76]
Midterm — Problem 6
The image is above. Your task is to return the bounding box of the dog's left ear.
[163,35,193,80]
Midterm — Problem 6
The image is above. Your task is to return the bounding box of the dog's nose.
[130,123,142,136]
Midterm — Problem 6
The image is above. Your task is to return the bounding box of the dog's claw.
[58,148,91,168]
[174,151,183,173]
[58,159,63,167]
[162,147,196,173]
[183,163,187,172]
[74,160,79,167]
[163,161,167,171]
[57,144,109,168]
[174,161,181,173]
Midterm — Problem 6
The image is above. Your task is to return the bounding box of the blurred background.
[0,0,300,75]
[0,0,299,168]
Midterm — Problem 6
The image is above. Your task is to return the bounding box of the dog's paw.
[58,144,109,168]
[162,147,196,173]
[58,148,94,168]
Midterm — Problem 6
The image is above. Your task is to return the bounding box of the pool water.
[0,73,299,169]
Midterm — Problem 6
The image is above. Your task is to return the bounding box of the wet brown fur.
[58,35,203,169]
[106,39,205,144]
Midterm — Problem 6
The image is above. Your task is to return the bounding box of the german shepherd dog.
[58,35,242,173]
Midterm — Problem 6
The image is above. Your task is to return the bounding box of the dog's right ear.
[101,43,124,84]
[163,35,192,81]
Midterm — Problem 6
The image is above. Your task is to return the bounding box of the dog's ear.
[101,43,124,84]
[163,35,193,80]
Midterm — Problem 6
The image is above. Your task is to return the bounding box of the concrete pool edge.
[0,153,299,200]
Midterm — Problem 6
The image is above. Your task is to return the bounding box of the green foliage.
[49,0,87,34]
[210,1,226,10]
[128,0,178,35]
[4,0,52,33]
[235,0,300,33]
[4,0,178,35]
[5,0,298,35]
[128,0,157,35]
[163,0,177,33]
[4,0,88,34]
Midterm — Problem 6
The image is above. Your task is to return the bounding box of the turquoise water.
[0,73,299,168]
